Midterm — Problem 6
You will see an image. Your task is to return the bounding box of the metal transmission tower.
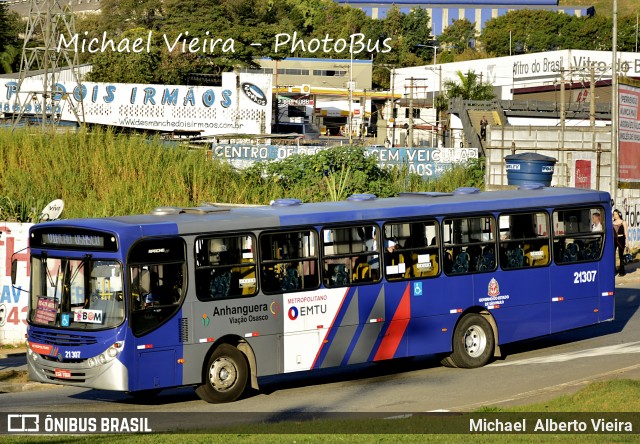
[11,0,84,129]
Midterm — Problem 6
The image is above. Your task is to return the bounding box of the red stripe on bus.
[373,285,411,361]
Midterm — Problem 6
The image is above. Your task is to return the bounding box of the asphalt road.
[1,268,639,415]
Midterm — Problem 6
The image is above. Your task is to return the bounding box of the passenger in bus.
[591,212,602,232]
[145,269,182,306]
[383,239,400,266]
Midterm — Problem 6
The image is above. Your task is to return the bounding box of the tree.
[87,28,161,83]
[478,9,619,56]
[439,18,476,55]
[444,70,495,101]
[97,0,164,32]
[0,3,21,73]
[402,8,433,60]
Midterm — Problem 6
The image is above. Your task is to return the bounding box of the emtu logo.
[288,306,299,320]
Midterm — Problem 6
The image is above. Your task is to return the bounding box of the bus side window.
[195,234,257,300]
[259,229,319,294]
[499,212,550,270]
[382,220,440,281]
[443,216,496,276]
[129,237,187,336]
[553,207,604,265]
[322,224,381,287]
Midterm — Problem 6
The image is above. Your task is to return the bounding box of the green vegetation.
[480,379,640,413]
[0,1,21,73]
[0,128,483,221]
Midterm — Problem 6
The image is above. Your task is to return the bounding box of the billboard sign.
[619,83,640,182]
[1,72,272,137]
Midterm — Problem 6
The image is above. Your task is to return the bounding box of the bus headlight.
[87,341,124,368]
[27,346,39,361]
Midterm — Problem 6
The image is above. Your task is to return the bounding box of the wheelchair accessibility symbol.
[413,282,422,296]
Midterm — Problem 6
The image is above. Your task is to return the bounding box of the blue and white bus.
[17,185,615,403]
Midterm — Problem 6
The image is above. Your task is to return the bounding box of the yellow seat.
[353,262,371,282]
[407,253,438,278]
[526,244,549,267]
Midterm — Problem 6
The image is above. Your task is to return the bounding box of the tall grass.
[0,128,483,220]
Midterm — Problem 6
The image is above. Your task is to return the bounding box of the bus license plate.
[54,369,71,378]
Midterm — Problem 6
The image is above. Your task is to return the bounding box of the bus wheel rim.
[463,324,487,357]
[209,357,238,392]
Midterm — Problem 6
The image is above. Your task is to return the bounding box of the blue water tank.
[504,152,557,187]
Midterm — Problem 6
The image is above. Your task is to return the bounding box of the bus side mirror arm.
[11,248,30,294]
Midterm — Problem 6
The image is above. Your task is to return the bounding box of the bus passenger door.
[549,260,601,333]
[128,238,187,392]
[550,211,603,333]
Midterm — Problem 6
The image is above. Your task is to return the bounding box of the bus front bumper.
[27,349,129,391]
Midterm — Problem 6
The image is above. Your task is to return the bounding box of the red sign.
[54,369,72,379]
[34,297,57,324]
[29,341,53,355]
[575,160,592,188]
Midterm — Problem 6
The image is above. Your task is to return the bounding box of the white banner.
[1,72,272,137]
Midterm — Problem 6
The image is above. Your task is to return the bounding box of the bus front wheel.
[195,344,248,403]
[448,314,494,369]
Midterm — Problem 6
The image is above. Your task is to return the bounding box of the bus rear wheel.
[195,344,248,403]
[448,313,494,369]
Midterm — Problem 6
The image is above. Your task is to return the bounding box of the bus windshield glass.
[29,256,125,329]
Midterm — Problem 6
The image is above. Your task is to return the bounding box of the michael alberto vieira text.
[57,31,392,55]
[470,418,633,433]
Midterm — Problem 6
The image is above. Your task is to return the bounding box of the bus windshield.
[29,256,125,329]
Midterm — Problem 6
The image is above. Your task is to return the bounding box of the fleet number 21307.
[574,270,597,283]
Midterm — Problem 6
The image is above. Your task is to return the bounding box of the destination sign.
[31,228,118,251]
[43,233,105,248]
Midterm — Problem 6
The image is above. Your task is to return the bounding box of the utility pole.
[590,63,595,127]
[11,0,84,130]
[361,88,367,141]
[348,50,354,144]
[612,0,619,207]
[408,77,414,148]
[391,67,396,147]
[438,66,443,147]
[560,68,566,186]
